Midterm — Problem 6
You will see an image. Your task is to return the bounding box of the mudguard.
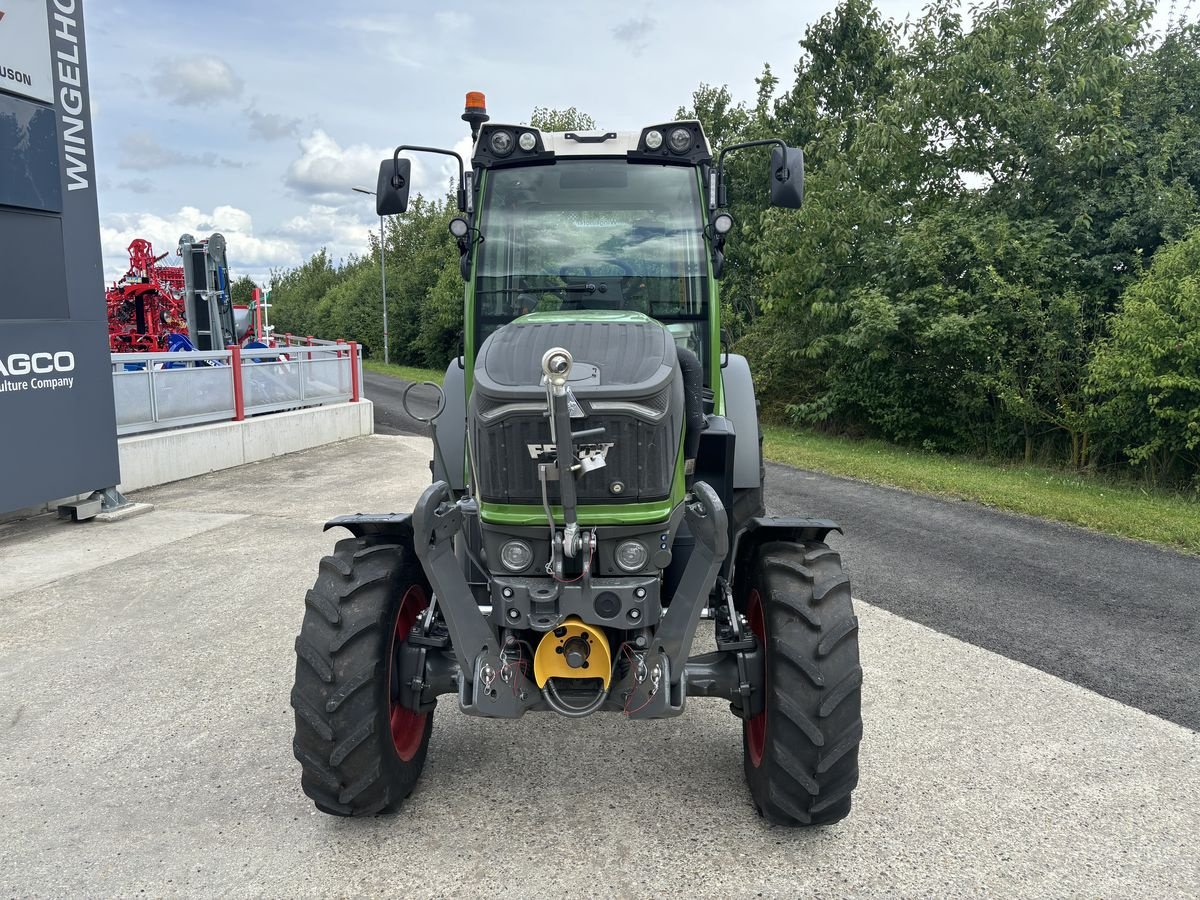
[432,358,467,491]
[729,516,842,584]
[721,354,761,489]
[323,513,415,541]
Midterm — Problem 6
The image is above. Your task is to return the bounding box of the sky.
[86,0,946,286]
[84,0,1178,287]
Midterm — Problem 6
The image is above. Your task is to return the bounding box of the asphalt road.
[366,370,441,436]
[367,370,1200,730]
[766,465,1200,730]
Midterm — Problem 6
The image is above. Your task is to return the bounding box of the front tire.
[738,540,863,825]
[291,537,434,816]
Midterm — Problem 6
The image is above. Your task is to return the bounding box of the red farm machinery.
[106,238,188,352]
[106,233,261,353]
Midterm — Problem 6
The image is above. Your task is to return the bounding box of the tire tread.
[291,540,434,817]
[740,540,863,827]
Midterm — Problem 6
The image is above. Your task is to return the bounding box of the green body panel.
[479,499,677,527]
[698,167,725,415]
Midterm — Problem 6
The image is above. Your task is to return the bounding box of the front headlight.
[489,129,515,157]
[615,540,648,573]
[500,539,533,572]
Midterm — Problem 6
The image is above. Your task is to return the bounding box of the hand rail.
[110,342,362,435]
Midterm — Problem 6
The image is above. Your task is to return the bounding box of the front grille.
[474,412,675,504]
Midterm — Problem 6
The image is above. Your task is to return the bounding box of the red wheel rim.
[388,584,428,762]
[746,588,766,768]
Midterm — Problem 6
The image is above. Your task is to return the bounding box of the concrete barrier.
[0,400,374,524]
[116,400,374,492]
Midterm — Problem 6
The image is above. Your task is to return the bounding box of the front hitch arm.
[624,481,729,719]
[411,481,537,717]
[653,481,729,670]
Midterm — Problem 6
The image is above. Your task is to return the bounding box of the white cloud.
[117,132,242,170]
[283,129,460,206]
[101,205,298,285]
[156,56,244,106]
[119,177,155,195]
[435,11,471,31]
[245,105,302,141]
[274,204,377,256]
[334,15,426,67]
[285,129,403,203]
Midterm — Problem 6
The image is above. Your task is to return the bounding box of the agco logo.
[0,351,76,377]
[527,442,615,462]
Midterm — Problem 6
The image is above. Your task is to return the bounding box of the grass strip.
[762,425,1200,554]
[363,360,445,386]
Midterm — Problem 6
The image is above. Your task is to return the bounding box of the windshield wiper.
[476,283,608,296]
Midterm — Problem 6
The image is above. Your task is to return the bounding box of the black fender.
[729,516,842,588]
[721,354,762,489]
[432,358,467,491]
[323,513,415,544]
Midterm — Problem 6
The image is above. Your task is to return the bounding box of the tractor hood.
[473,310,677,401]
[469,311,685,506]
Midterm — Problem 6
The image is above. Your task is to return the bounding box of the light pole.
[353,187,389,365]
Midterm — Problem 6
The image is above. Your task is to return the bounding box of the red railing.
[231,346,245,420]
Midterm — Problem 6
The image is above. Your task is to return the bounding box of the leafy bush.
[1090,229,1200,487]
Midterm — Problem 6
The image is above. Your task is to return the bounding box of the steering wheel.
[558,256,634,278]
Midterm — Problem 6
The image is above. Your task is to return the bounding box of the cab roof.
[470,121,712,169]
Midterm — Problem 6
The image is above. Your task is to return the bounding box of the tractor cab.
[374,93,804,409]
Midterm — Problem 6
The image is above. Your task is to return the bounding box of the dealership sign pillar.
[1,0,122,515]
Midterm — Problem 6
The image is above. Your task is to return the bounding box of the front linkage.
[383,474,758,721]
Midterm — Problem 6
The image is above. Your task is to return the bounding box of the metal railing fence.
[111,342,362,436]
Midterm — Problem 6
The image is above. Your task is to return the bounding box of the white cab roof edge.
[473,121,710,159]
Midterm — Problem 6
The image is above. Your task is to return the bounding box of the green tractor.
[291,93,862,825]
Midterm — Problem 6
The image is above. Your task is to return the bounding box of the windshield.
[474,160,709,364]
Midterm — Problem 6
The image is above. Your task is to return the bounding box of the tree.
[268,249,348,341]
[1089,228,1200,487]
[230,275,258,307]
[529,106,596,131]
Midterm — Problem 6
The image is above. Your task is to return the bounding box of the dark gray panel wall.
[0,1,120,513]
[0,210,69,320]
[0,94,61,211]
[0,320,119,510]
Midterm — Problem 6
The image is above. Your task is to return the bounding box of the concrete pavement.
[1,435,1197,897]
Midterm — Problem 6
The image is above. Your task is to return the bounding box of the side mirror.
[376,158,411,215]
[768,146,804,209]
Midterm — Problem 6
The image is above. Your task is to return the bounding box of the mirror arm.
[393,145,468,211]
[714,138,788,207]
